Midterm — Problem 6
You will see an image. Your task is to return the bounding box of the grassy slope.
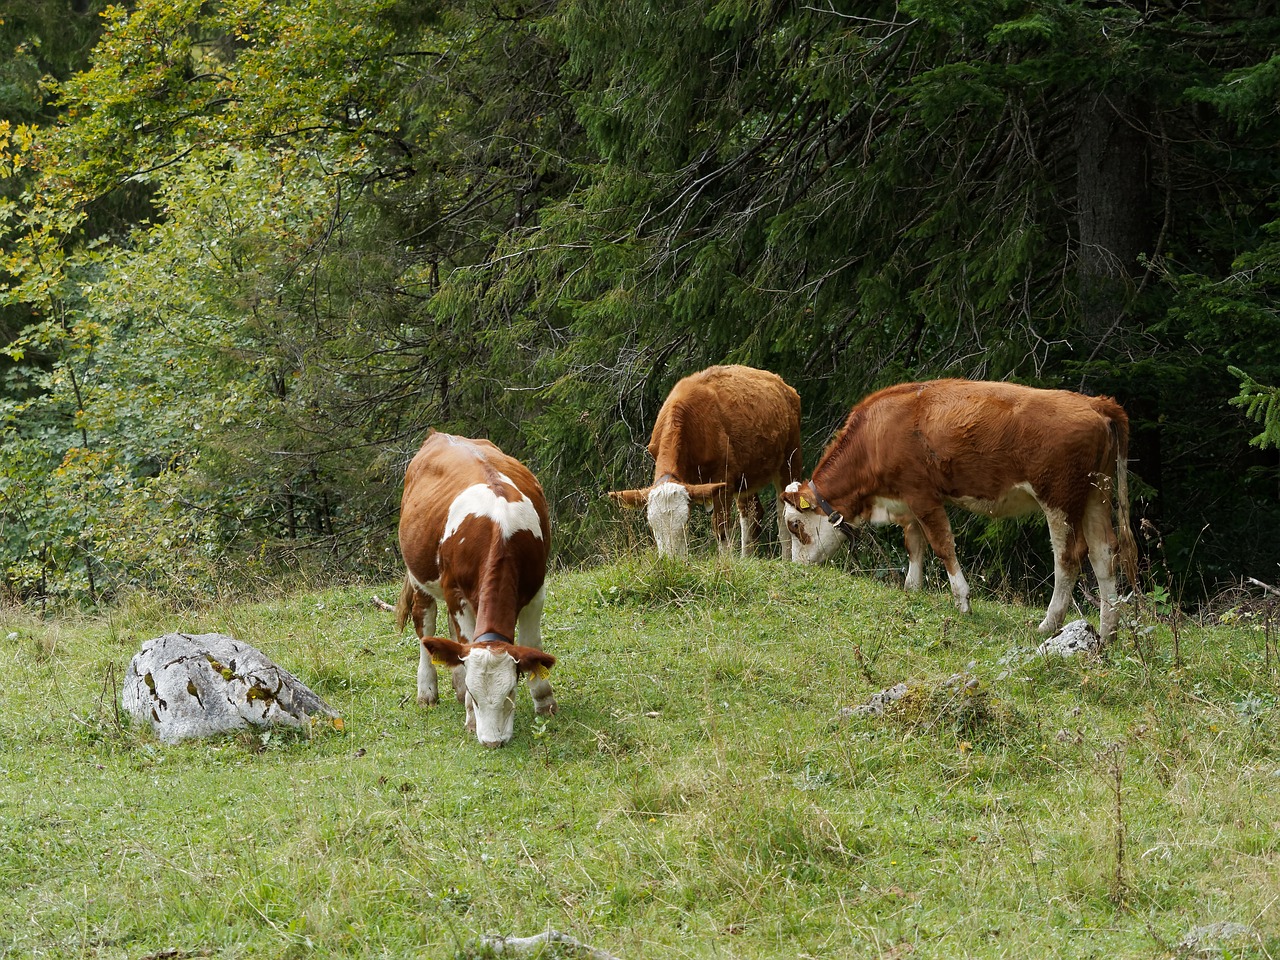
[1,556,1278,959]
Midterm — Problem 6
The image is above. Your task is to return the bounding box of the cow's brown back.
[820,379,1127,526]
[398,431,550,604]
[650,364,802,490]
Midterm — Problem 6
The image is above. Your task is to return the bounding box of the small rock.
[1178,921,1259,956]
[849,682,911,717]
[1037,619,1102,658]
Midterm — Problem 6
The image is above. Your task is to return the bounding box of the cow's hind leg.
[518,586,557,715]
[1083,492,1121,642]
[901,518,928,592]
[737,493,763,558]
[1039,506,1083,636]
[913,505,971,613]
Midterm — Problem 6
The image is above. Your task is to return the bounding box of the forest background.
[2,0,1279,608]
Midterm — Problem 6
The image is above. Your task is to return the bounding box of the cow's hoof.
[1036,619,1058,635]
[417,692,439,707]
[535,697,558,716]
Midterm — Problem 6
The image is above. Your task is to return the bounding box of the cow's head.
[421,636,556,748]
[781,481,852,564]
[609,480,727,556]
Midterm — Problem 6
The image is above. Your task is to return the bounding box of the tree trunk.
[1075,90,1152,346]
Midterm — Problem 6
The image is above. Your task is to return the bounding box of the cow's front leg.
[414,592,439,706]
[517,588,557,715]
[737,493,763,558]
[775,490,794,561]
[914,505,970,613]
[712,495,735,555]
[416,642,440,706]
[446,604,472,704]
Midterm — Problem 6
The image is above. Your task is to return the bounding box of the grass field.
[2,556,1278,959]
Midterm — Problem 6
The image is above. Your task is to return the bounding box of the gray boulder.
[123,632,341,744]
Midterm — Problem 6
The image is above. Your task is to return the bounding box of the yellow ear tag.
[797,496,812,510]
[431,656,449,668]
[531,664,549,681]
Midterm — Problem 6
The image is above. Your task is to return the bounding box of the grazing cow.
[395,431,556,747]
[609,365,803,558]
[781,379,1139,641]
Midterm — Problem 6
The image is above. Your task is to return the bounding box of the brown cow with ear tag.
[783,379,1138,642]
[610,365,803,558]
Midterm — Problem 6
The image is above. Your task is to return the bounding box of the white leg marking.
[776,493,793,561]
[417,643,439,706]
[903,521,926,592]
[947,567,971,614]
[739,509,754,558]
[517,586,556,714]
[1084,496,1119,641]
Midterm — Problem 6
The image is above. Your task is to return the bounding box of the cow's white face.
[460,646,520,748]
[647,481,691,557]
[783,483,848,565]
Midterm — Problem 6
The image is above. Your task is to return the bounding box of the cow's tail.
[1106,401,1140,589]
[394,572,414,635]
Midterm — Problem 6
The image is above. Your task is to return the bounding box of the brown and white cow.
[609,364,803,558]
[395,431,556,747]
[782,379,1139,641]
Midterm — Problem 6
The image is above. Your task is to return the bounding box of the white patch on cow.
[868,497,909,525]
[784,500,845,565]
[951,482,1038,518]
[407,568,443,604]
[453,598,477,644]
[461,646,520,747]
[442,478,543,544]
[647,481,691,557]
[785,481,801,494]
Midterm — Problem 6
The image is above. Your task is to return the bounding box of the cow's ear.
[609,488,650,508]
[781,485,812,511]
[511,646,556,679]
[683,481,727,502]
[422,636,469,668]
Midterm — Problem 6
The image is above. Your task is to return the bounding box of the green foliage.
[1229,366,1280,450]
[3,0,1280,600]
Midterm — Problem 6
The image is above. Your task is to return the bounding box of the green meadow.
[2,557,1278,959]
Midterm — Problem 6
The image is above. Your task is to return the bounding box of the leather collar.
[807,481,857,542]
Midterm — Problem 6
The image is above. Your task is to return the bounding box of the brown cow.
[610,365,803,558]
[781,379,1139,641]
[395,431,556,747]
